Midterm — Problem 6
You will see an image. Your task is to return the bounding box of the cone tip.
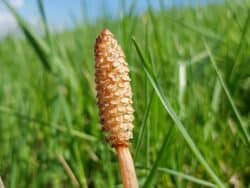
[100,28,113,36]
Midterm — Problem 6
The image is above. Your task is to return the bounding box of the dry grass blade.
[58,155,80,188]
[0,177,4,188]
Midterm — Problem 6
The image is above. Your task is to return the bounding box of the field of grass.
[0,0,250,187]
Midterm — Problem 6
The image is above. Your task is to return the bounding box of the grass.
[132,38,225,187]
[0,0,250,187]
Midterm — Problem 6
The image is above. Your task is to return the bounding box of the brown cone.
[94,29,134,147]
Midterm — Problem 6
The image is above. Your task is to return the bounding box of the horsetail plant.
[94,29,138,188]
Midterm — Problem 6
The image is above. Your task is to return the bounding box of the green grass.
[0,0,250,187]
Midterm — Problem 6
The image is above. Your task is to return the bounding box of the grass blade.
[230,9,250,78]
[37,0,53,47]
[58,155,80,187]
[73,143,88,188]
[174,19,224,43]
[204,41,250,147]
[1,0,51,71]
[132,37,225,188]
[0,106,96,141]
[157,167,216,187]
[137,166,216,188]
[135,91,154,160]
[143,126,174,188]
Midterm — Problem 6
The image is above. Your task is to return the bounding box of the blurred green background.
[0,0,250,187]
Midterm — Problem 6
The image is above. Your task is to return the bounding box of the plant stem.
[115,146,138,188]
